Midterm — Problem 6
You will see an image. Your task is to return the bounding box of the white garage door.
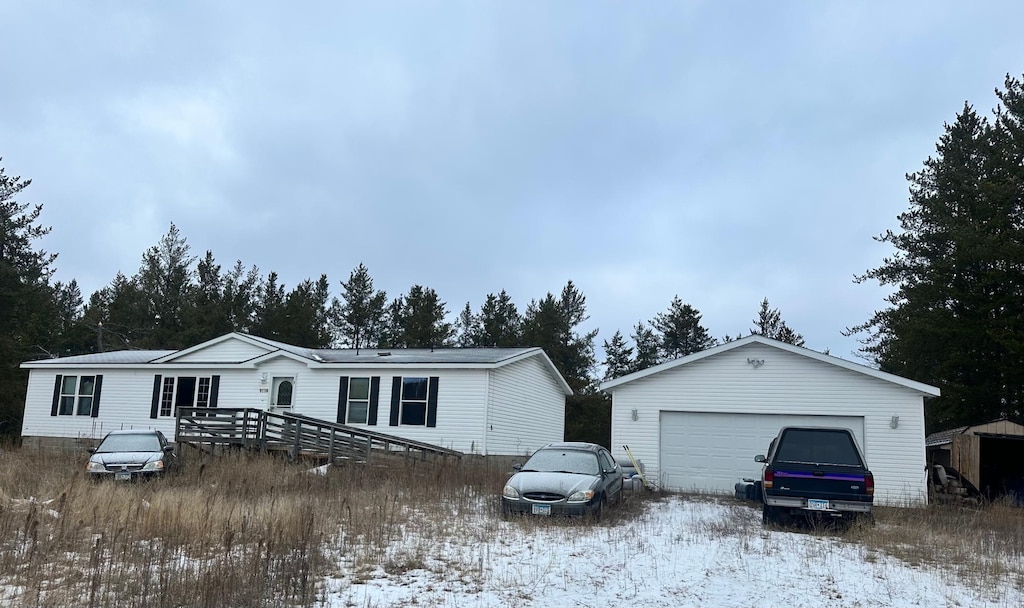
[658,412,866,493]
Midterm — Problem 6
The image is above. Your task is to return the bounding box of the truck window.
[775,429,862,466]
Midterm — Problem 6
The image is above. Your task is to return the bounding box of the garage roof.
[599,334,940,397]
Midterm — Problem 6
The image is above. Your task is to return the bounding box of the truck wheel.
[762,504,775,525]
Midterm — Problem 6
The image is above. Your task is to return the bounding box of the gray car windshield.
[97,434,162,453]
[522,449,599,475]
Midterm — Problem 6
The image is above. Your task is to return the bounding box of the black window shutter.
[426,376,439,427]
[368,377,380,426]
[150,375,162,419]
[337,376,349,424]
[50,375,63,417]
[90,375,103,418]
[389,376,402,426]
[210,375,220,408]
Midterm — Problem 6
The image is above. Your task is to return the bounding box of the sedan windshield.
[522,449,599,475]
[97,434,162,453]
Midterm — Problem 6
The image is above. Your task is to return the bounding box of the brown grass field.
[0,442,1021,607]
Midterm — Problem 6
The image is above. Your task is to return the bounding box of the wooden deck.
[174,406,463,464]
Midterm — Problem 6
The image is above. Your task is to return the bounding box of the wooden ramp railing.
[175,407,463,464]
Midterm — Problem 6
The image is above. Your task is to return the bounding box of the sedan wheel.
[590,496,606,522]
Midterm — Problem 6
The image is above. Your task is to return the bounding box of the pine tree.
[850,75,1024,429]
[253,271,288,341]
[336,263,387,349]
[652,295,717,359]
[278,275,333,348]
[602,330,634,381]
[181,250,233,344]
[222,260,260,334]
[136,223,196,349]
[454,302,477,347]
[522,281,597,393]
[384,285,453,348]
[0,162,59,435]
[751,297,804,347]
[475,290,522,347]
[630,321,660,373]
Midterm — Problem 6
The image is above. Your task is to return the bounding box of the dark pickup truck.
[755,426,874,525]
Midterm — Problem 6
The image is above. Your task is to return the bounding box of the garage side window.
[50,375,102,417]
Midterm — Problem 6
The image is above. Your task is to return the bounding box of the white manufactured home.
[599,335,940,505]
[21,333,572,456]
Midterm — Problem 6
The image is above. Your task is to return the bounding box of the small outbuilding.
[599,335,940,505]
[20,332,572,456]
[926,417,1024,501]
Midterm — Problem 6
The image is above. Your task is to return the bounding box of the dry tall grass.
[4,443,1022,607]
[0,443,510,608]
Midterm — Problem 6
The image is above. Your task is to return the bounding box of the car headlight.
[86,461,106,473]
[567,489,595,503]
[142,460,165,471]
[502,485,520,499]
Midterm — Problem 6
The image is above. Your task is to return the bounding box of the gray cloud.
[3,1,1022,361]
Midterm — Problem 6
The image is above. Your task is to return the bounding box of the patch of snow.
[307,464,331,476]
[317,496,1022,607]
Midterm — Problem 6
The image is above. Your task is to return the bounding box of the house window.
[58,376,96,416]
[347,377,370,424]
[400,377,429,425]
[160,376,215,417]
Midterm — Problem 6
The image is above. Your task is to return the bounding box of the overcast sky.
[3,2,1023,361]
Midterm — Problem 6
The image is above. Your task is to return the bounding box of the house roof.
[22,350,175,365]
[21,332,573,394]
[598,334,941,397]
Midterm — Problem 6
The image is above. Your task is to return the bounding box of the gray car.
[86,429,176,480]
[501,442,623,519]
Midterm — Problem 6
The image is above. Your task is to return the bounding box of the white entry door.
[271,377,295,410]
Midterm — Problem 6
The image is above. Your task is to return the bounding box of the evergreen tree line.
[601,296,804,381]
[1,181,805,442]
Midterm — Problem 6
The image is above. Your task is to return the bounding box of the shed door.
[658,412,866,493]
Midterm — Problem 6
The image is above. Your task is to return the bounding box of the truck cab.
[756,426,874,525]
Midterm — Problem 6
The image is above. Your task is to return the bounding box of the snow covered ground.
[321,496,1023,608]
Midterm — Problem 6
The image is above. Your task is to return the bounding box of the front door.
[272,377,295,411]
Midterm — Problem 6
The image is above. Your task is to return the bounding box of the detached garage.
[599,335,940,505]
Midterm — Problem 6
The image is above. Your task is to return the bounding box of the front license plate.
[807,499,830,511]
[531,504,552,516]
[114,472,131,481]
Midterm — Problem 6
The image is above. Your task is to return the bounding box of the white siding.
[22,368,175,440]
[486,356,566,457]
[171,340,269,363]
[609,343,928,505]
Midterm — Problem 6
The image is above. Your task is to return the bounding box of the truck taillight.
[865,472,874,496]
[763,469,774,489]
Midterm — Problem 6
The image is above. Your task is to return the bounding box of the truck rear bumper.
[764,496,872,513]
